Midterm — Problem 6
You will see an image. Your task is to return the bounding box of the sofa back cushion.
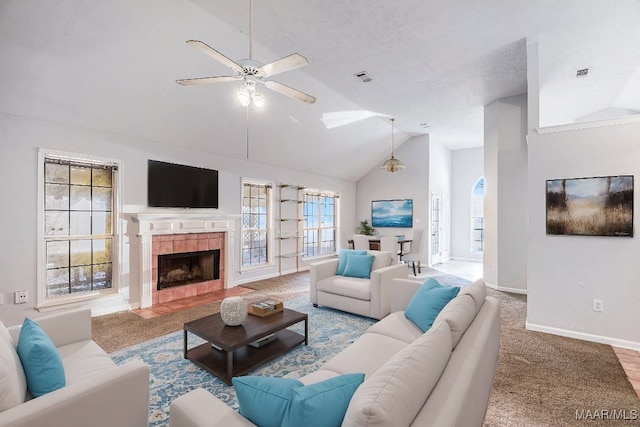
[368,251,392,272]
[0,321,27,411]
[432,294,477,348]
[343,322,453,426]
[457,279,487,312]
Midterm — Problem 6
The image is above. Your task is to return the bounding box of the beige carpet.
[92,272,639,426]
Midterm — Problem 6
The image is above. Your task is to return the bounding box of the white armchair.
[310,250,407,319]
[0,309,150,427]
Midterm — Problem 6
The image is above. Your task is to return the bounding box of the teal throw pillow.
[342,254,375,279]
[282,373,365,427]
[16,318,66,397]
[233,376,304,427]
[421,277,444,291]
[336,249,367,275]
[405,280,460,332]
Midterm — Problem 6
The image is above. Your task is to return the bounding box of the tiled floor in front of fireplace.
[131,286,253,319]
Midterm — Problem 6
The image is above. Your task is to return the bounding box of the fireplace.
[133,213,238,309]
[157,249,220,290]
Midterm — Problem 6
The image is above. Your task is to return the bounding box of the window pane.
[92,169,112,187]
[92,187,112,211]
[93,263,112,289]
[70,266,92,293]
[45,163,69,184]
[45,212,69,236]
[46,268,69,297]
[70,211,91,235]
[70,240,92,266]
[70,166,91,185]
[46,241,69,269]
[45,184,69,210]
[92,211,112,235]
[93,239,112,264]
[70,185,91,210]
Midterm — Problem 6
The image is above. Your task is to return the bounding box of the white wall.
[450,148,484,261]
[0,114,356,325]
[483,94,528,293]
[526,40,640,349]
[356,135,430,257]
[527,122,640,349]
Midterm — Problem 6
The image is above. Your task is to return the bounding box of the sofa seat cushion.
[0,321,27,411]
[342,322,453,427]
[316,276,372,301]
[321,333,408,378]
[365,312,423,344]
[57,340,116,385]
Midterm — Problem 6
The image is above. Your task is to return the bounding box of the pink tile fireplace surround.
[151,233,225,305]
[133,213,239,309]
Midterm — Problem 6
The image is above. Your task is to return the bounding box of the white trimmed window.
[38,149,120,308]
[241,180,272,268]
[303,190,337,257]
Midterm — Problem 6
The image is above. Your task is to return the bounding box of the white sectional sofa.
[310,250,408,319]
[169,278,501,427]
[0,309,150,427]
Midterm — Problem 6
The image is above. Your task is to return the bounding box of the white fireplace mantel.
[132,212,240,308]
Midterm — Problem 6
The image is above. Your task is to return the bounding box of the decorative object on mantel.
[220,297,248,326]
[357,219,376,236]
[546,175,633,237]
[380,118,405,173]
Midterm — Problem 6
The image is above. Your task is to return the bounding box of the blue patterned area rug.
[111,296,376,427]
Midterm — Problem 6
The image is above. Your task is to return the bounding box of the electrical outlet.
[592,299,603,312]
[14,290,28,304]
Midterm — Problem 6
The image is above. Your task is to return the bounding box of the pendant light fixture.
[380,118,405,173]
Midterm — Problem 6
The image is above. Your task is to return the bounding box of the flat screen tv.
[148,160,219,208]
[371,199,413,228]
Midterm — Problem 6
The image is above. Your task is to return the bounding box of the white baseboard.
[526,322,640,351]
[449,256,482,263]
[484,281,528,295]
[230,271,280,287]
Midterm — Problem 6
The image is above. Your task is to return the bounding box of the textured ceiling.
[1,0,639,181]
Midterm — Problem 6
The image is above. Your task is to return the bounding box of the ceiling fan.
[176,0,316,106]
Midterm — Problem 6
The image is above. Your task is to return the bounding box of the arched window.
[471,177,484,253]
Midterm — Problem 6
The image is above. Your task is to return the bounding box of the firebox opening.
[157,249,220,290]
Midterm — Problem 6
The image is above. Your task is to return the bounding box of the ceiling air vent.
[354,71,372,83]
[576,68,589,78]
[419,122,430,129]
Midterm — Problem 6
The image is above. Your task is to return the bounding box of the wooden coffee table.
[183,308,308,385]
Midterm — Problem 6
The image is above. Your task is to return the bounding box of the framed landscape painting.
[371,199,413,228]
[546,175,633,237]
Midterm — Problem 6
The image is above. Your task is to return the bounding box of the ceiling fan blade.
[185,40,244,74]
[264,81,316,104]
[176,76,241,86]
[259,53,309,78]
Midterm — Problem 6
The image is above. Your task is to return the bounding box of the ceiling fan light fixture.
[381,118,405,173]
[252,92,265,107]
[237,89,251,107]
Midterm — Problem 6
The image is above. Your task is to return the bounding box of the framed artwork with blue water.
[371,199,413,228]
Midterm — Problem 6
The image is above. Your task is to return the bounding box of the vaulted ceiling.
[1,0,639,181]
